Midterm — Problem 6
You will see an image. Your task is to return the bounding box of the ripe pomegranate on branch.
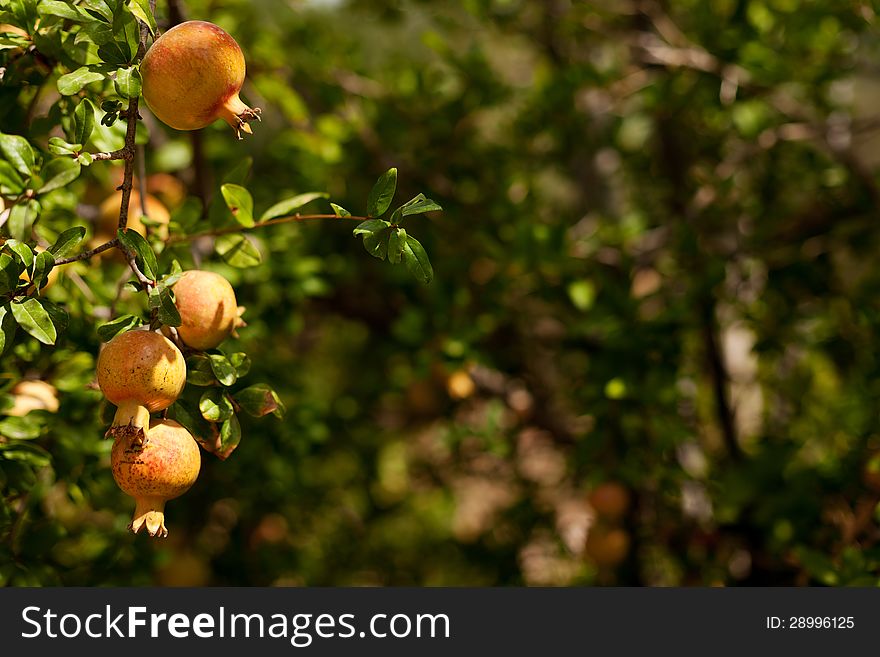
[141,21,262,140]
[112,419,201,537]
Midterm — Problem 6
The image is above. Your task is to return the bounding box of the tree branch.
[53,238,119,265]
[91,148,129,162]
[164,213,366,244]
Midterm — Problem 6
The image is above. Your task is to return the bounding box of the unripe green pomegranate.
[140,21,261,139]
[97,330,186,443]
[112,419,201,537]
[172,270,244,350]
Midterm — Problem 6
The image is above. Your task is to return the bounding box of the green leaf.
[149,285,181,327]
[330,203,352,218]
[98,41,131,66]
[388,227,406,265]
[401,234,434,284]
[101,99,123,113]
[0,255,19,296]
[114,6,141,60]
[260,192,329,221]
[199,389,234,422]
[229,352,251,378]
[0,416,42,440]
[0,133,35,176]
[73,98,96,146]
[114,66,141,99]
[80,0,113,22]
[5,239,33,271]
[128,0,156,34]
[218,414,241,459]
[352,218,391,236]
[38,1,89,22]
[40,298,69,335]
[10,298,56,345]
[37,158,81,194]
[117,228,157,280]
[0,442,51,467]
[185,354,217,386]
[31,251,55,290]
[48,138,79,156]
[363,231,388,260]
[367,167,397,217]
[48,227,86,258]
[221,183,255,227]
[354,219,392,260]
[57,67,104,95]
[234,383,285,418]
[208,354,237,386]
[96,314,141,342]
[77,152,94,166]
[77,21,113,47]
[0,160,25,194]
[100,112,119,128]
[0,306,16,356]
[8,200,38,242]
[215,234,261,268]
[399,193,443,217]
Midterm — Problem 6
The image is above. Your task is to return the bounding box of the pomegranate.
[140,21,261,139]
[6,380,59,416]
[96,190,171,243]
[97,330,186,443]
[112,419,201,537]
[146,173,186,209]
[585,525,630,568]
[588,482,631,521]
[109,171,187,210]
[172,270,244,350]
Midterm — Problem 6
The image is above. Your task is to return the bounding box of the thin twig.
[165,213,366,244]
[136,145,148,215]
[91,148,128,162]
[127,255,153,286]
[53,238,119,265]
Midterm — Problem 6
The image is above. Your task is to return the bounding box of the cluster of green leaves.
[170,352,285,460]
[217,167,440,284]
[40,0,151,104]
[349,168,440,284]
[0,227,88,351]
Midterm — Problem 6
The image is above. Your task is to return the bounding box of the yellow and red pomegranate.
[97,330,186,443]
[172,270,244,350]
[96,190,171,243]
[141,21,261,139]
[112,419,201,537]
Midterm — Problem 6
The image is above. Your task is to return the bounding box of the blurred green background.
[4,0,880,586]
